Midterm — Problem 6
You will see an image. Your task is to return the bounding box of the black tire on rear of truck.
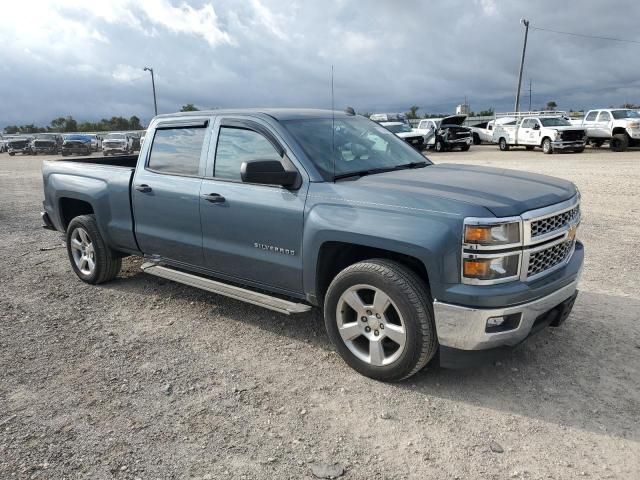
[498,138,509,151]
[66,214,121,285]
[610,133,629,152]
[323,259,438,382]
[472,133,481,145]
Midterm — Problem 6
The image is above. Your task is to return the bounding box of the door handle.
[202,193,225,203]
[135,184,152,193]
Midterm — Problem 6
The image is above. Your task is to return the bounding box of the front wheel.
[324,259,438,382]
[573,147,585,153]
[460,144,470,151]
[498,138,509,151]
[610,133,629,152]
[542,138,553,154]
[472,133,481,145]
[434,139,446,152]
[66,214,121,284]
[8,152,15,156]
[589,138,604,148]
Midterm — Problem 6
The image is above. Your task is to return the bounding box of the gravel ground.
[1,145,639,479]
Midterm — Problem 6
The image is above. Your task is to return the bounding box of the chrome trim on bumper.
[433,278,579,350]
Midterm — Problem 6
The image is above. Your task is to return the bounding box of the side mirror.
[533,123,540,130]
[241,160,299,188]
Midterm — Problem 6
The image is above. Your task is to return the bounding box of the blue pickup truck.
[41,109,583,381]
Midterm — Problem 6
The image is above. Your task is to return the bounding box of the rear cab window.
[147,127,207,176]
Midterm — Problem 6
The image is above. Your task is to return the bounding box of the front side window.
[214,127,282,181]
[148,127,205,176]
[597,111,611,122]
[585,111,598,121]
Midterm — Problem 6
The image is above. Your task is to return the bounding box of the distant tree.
[478,108,494,116]
[129,115,143,130]
[621,103,640,109]
[546,101,557,110]
[406,105,420,119]
[4,125,19,134]
[180,104,199,112]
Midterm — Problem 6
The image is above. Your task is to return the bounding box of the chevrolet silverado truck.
[61,134,93,156]
[42,109,583,381]
[493,111,586,154]
[7,136,33,156]
[30,133,61,155]
[420,115,472,152]
[577,108,640,151]
[102,132,133,156]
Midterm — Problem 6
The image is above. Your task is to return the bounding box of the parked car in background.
[577,108,640,151]
[85,134,102,152]
[7,136,34,156]
[423,115,472,152]
[130,133,141,151]
[468,117,516,145]
[369,113,408,123]
[62,134,93,156]
[0,135,7,153]
[30,133,61,155]
[493,112,586,154]
[41,108,583,381]
[102,132,134,156]
[379,121,425,150]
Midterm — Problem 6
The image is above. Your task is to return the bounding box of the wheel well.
[541,136,551,146]
[59,198,94,230]
[612,127,628,136]
[315,241,429,303]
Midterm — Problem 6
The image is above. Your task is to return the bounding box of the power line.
[530,25,640,45]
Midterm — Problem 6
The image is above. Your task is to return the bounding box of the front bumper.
[104,147,128,154]
[433,272,580,352]
[551,140,585,149]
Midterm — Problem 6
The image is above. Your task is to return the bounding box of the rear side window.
[597,111,611,122]
[585,111,598,121]
[148,127,206,176]
[214,127,282,181]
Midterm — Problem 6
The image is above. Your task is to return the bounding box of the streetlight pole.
[143,67,158,116]
[514,18,530,113]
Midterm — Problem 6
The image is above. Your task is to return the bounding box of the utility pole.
[143,67,158,116]
[528,79,532,111]
[514,18,530,112]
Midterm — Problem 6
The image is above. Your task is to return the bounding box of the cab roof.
[154,108,354,122]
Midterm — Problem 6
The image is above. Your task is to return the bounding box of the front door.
[132,121,210,265]
[199,118,307,294]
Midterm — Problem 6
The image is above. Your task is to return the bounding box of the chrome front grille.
[527,240,574,277]
[530,205,580,238]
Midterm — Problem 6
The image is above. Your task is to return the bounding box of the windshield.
[105,133,125,140]
[384,123,413,134]
[540,117,572,127]
[64,134,90,141]
[611,109,640,119]
[282,116,431,181]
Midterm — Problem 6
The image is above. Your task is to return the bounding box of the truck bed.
[55,154,139,168]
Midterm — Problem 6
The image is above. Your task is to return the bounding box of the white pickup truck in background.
[493,111,586,154]
[574,108,640,151]
[468,117,517,145]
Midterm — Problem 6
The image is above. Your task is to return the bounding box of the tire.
[590,138,604,148]
[435,139,446,152]
[324,259,438,382]
[472,133,481,145]
[610,133,629,152]
[8,152,15,156]
[573,147,585,153]
[498,137,509,151]
[525,145,535,151]
[66,214,121,284]
[542,137,553,154]
[460,144,470,151]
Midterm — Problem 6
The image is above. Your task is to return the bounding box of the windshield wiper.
[333,162,429,181]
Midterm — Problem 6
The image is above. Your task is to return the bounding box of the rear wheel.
[472,133,481,145]
[542,137,553,154]
[610,133,629,152]
[498,137,509,151]
[590,138,604,148]
[324,259,437,381]
[66,214,121,284]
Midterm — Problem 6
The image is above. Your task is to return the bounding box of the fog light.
[485,313,522,333]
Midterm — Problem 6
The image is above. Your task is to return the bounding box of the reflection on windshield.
[283,116,431,181]
[540,117,572,127]
[385,123,412,134]
[611,109,640,119]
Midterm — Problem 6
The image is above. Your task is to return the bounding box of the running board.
[141,262,312,315]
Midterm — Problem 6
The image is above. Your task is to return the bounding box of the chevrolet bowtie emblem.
[566,224,578,241]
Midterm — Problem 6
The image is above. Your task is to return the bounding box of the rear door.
[595,111,612,138]
[583,110,599,137]
[132,118,211,265]
[517,119,532,144]
[199,116,307,294]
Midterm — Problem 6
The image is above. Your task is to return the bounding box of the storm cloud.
[1,0,639,127]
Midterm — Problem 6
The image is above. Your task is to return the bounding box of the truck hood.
[549,126,585,132]
[441,114,467,126]
[334,163,576,217]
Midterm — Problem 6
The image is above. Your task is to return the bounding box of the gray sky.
[1,0,640,128]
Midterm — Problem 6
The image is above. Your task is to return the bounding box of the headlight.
[628,121,639,128]
[463,254,520,281]
[464,222,520,246]
[555,131,563,139]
